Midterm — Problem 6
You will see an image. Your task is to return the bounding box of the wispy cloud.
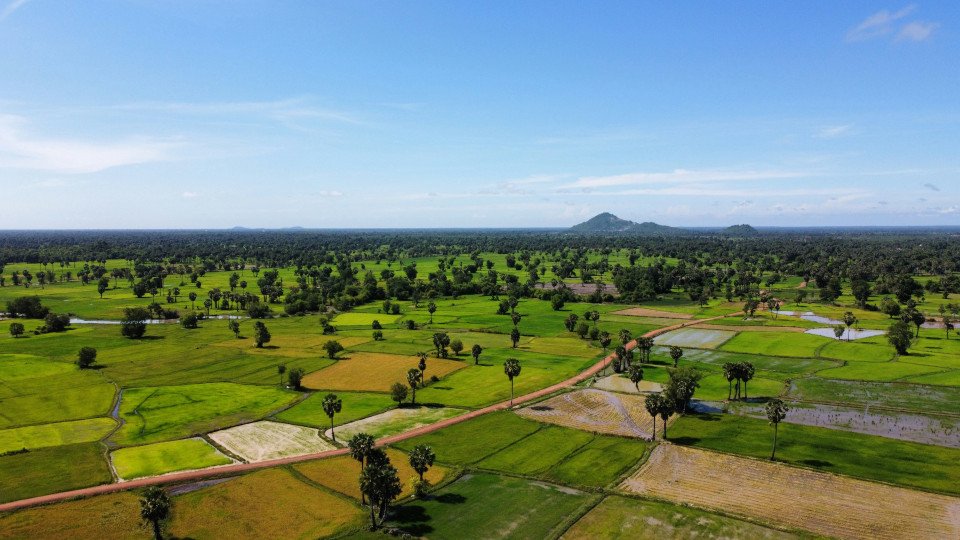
[564,169,806,190]
[846,5,916,42]
[815,125,853,139]
[846,5,938,43]
[923,182,941,192]
[0,114,180,173]
[0,0,31,21]
[112,98,363,126]
[897,21,939,42]
[181,191,199,199]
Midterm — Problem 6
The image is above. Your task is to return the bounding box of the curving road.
[0,313,732,512]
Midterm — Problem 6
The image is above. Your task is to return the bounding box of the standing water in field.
[805,328,885,340]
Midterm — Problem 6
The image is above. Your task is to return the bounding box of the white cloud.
[897,21,939,42]
[846,5,916,42]
[815,125,852,139]
[565,168,806,190]
[0,115,180,174]
[0,0,31,21]
[113,98,362,126]
[182,191,199,199]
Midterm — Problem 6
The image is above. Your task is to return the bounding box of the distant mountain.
[569,213,686,235]
[723,224,760,237]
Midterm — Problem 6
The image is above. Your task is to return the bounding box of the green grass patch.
[387,473,595,539]
[275,391,395,428]
[333,312,401,327]
[0,417,116,454]
[720,331,826,358]
[111,383,298,445]
[816,361,948,382]
[475,425,595,476]
[669,413,960,495]
[0,442,112,503]
[545,435,646,488]
[392,411,540,464]
[110,437,233,479]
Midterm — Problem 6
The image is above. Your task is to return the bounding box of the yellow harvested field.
[612,307,694,319]
[692,324,806,333]
[0,492,141,539]
[212,333,352,358]
[337,336,372,347]
[592,375,662,395]
[208,421,335,462]
[620,445,960,540]
[169,468,364,539]
[517,389,657,438]
[302,352,465,392]
[294,448,450,501]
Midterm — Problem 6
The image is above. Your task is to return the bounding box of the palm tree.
[628,363,644,391]
[669,345,684,367]
[408,444,436,482]
[322,394,343,441]
[618,329,632,347]
[407,368,420,404]
[139,486,171,540]
[722,362,736,400]
[277,364,286,386]
[417,352,428,381]
[503,358,522,406]
[842,311,858,341]
[644,393,662,440]
[471,344,483,365]
[359,449,402,530]
[656,394,675,438]
[348,433,375,504]
[765,398,789,460]
[427,301,437,324]
[740,362,755,400]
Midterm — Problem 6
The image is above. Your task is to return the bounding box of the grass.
[392,411,541,464]
[110,438,233,479]
[294,448,451,501]
[475,425,596,476]
[0,417,116,454]
[274,390,396,428]
[545,435,646,488]
[561,495,804,539]
[386,473,596,539]
[669,413,960,495]
[0,378,116,429]
[333,312,401,327]
[301,351,465,393]
[720,331,827,358]
[332,406,464,440]
[169,468,365,539]
[111,382,298,445]
[0,442,112,503]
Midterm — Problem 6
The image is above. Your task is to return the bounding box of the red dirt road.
[0,314,729,512]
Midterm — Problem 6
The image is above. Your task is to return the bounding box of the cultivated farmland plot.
[301,351,465,392]
[592,374,663,394]
[327,406,464,440]
[654,328,736,349]
[621,445,960,540]
[612,307,694,319]
[208,420,336,462]
[517,389,657,438]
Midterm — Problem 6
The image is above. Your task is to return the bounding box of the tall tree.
[407,368,420,404]
[503,358,522,406]
[655,393,675,438]
[510,326,521,348]
[417,352,428,381]
[139,486,171,540]
[359,448,402,530]
[408,444,436,482]
[253,321,271,348]
[628,363,644,391]
[669,346,684,367]
[228,319,241,338]
[322,393,343,441]
[277,364,286,386]
[842,311,858,341]
[471,343,483,365]
[765,398,789,460]
[348,432,376,504]
[427,301,437,324]
[644,393,662,440]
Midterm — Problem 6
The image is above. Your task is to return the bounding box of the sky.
[0,1,957,229]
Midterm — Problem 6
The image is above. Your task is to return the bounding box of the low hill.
[723,224,760,237]
[569,213,686,235]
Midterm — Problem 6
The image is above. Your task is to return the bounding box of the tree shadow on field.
[800,459,833,468]
[389,505,435,536]
[136,335,165,341]
[434,493,466,504]
[669,436,701,445]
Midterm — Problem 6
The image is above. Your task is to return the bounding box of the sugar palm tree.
[322,394,343,441]
[644,393,662,440]
[765,398,789,460]
[139,486,171,540]
[503,358,522,406]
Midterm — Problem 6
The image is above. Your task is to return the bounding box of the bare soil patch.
[208,421,335,462]
[621,445,960,540]
[593,375,663,395]
[517,389,656,438]
[612,307,694,319]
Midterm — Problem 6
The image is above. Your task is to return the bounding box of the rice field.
[327,406,464,440]
[110,437,234,480]
[208,421,335,462]
[620,445,960,540]
[517,389,657,438]
[301,351,465,392]
[654,328,736,349]
[294,448,450,501]
[0,417,116,454]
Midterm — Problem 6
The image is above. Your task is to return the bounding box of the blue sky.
[0,1,957,228]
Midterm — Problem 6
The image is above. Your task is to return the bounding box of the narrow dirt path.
[0,312,733,512]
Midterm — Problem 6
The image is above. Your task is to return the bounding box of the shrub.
[6,296,49,319]
[288,368,305,389]
[77,347,97,369]
[9,322,25,338]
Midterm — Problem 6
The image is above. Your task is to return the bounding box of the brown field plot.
[517,389,657,438]
[294,448,450,501]
[301,352,465,392]
[613,307,694,319]
[593,375,663,395]
[208,421,336,462]
[620,445,960,540]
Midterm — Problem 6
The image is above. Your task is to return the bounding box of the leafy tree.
[253,321,271,348]
[228,319,240,338]
[510,312,522,327]
[277,364,286,386]
[618,329,632,347]
[348,432,376,503]
[288,367,305,389]
[851,280,871,307]
[887,321,913,355]
[669,345,684,367]
[551,295,565,311]
[323,340,344,358]
[575,321,590,339]
[664,366,702,413]
[139,486,171,540]
[471,343,483,365]
[188,291,197,309]
[628,363,644,391]
[842,311,858,341]
[77,346,97,369]
[7,296,49,318]
[372,329,384,341]
[427,301,437,323]
[390,382,408,406]
[180,313,199,329]
[833,324,845,340]
[97,277,109,299]
[510,327,521,348]
[765,398,789,460]
[359,448,402,530]
[372,319,382,330]
[9,322,24,338]
[322,393,343,441]
[655,393,675,438]
[644,393,662,440]
[503,358,522,406]
[431,332,450,357]
[407,368,420,404]
[408,444,436,482]
[417,352,428,381]
[880,297,901,318]
[121,307,150,339]
[449,338,463,356]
